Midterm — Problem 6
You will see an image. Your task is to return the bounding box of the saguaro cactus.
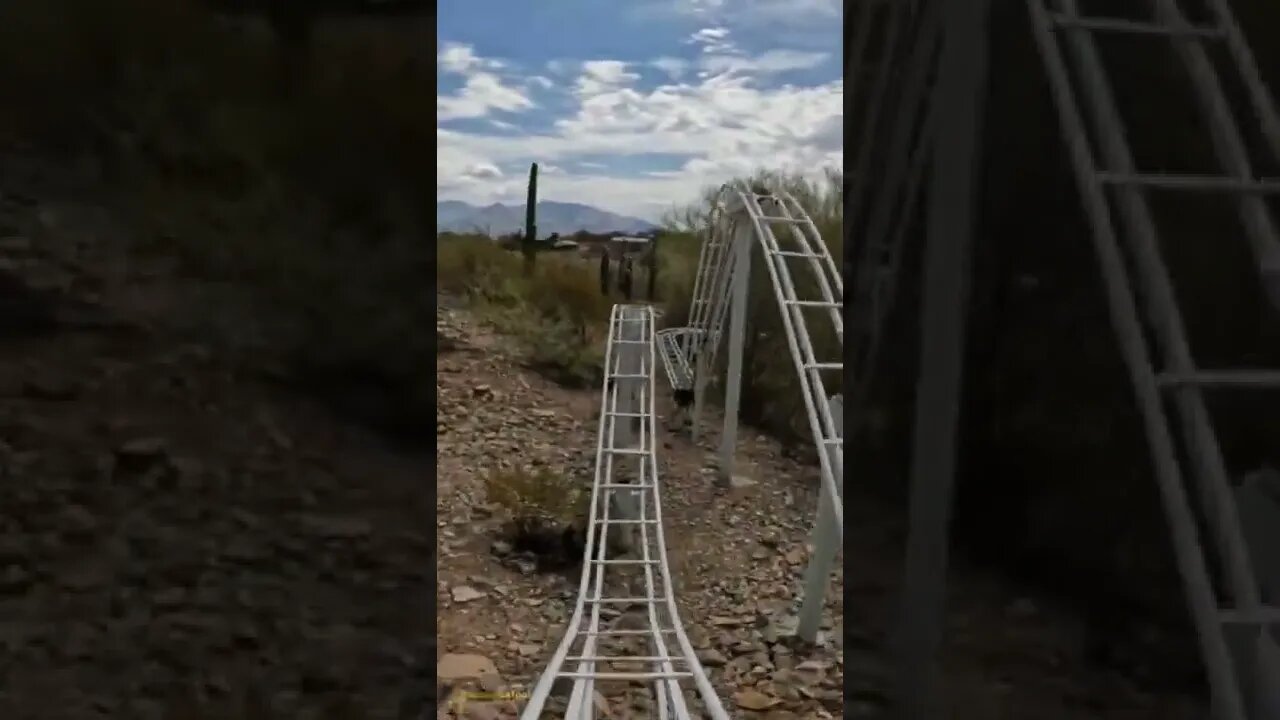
[522,162,538,275]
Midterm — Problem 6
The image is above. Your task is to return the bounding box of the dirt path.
[0,194,433,719]
[436,302,1209,719]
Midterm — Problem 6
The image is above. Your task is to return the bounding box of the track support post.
[796,393,844,642]
[718,220,752,483]
[893,0,989,714]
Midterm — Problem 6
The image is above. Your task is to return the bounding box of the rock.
[451,585,486,603]
[22,376,79,401]
[59,504,98,538]
[297,514,372,540]
[114,437,169,475]
[0,235,32,254]
[697,647,729,667]
[729,475,757,489]
[734,688,782,711]
[438,653,500,681]
[0,563,32,593]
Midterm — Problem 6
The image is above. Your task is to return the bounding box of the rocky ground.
[436,305,1211,720]
[436,306,845,719]
[0,185,432,719]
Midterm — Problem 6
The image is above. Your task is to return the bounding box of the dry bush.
[483,466,589,549]
[437,235,608,387]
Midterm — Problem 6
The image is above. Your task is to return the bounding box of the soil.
[0,175,432,719]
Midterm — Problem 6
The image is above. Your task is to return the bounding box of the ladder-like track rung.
[599,518,659,526]
[598,483,654,489]
[590,559,659,566]
[1218,606,1280,625]
[1050,14,1223,38]
[772,250,824,259]
[605,411,647,418]
[1096,172,1280,195]
[804,362,843,371]
[584,597,658,604]
[756,215,805,224]
[582,628,675,637]
[785,299,842,309]
[566,655,684,663]
[1158,370,1280,388]
[608,373,649,380]
[556,671,692,681]
[601,448,650,457]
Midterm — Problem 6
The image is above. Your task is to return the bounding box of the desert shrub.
[523,256,613,337]
[483,467,588,538]
[436,237,607,387]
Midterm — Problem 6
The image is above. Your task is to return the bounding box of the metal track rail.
[721,182,845,530]
[519,305,729,720]
[654,182,845,643]
[1023,0,1280,716]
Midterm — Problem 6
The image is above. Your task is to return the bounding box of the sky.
[436,0,843,222]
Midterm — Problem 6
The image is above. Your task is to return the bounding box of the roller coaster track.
[664,182,845,642]
[519,185,844,718]
[662,182,844,530]
[519,305,730,720]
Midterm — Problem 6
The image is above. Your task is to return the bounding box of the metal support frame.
[892,0,990,716]
[652,182,844,646]
[1024,0,1280,715]
[717,219,753,482]
[843,0,1280,717]
[796,393,845,641]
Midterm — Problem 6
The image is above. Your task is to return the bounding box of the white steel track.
[655,182,845,643]
[519,305,730,720]
[666,183,844,529]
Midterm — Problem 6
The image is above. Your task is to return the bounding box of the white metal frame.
[519,305,730,720]
[845,0,1280,716]
[655,183,845,644]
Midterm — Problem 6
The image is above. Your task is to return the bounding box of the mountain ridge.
[436,200,658,237]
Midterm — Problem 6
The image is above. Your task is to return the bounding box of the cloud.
[651,57,691,79]
[438,43,503,75]
[701,49,828,75]
[437,43,534,121]
[437,72,535,121]
[575,60,642,97]
[642,0,839,26]
[465,162,504,180]
[688,26,737,55]
[437,32,840,219]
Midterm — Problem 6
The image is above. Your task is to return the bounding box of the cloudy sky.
[437,0,843,222]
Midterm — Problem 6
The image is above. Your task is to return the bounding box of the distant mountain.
[437,200,657,237]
